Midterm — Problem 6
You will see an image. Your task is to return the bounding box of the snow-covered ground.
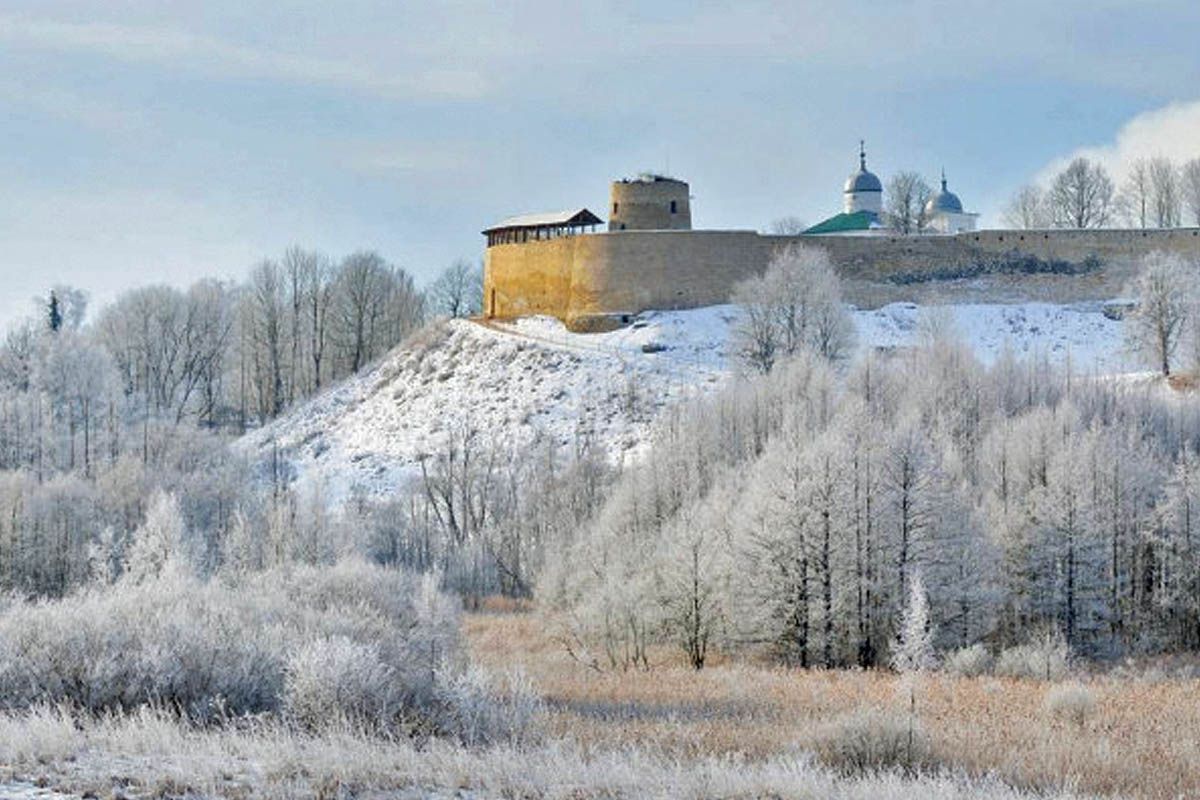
[0,783,78,799]
[857,300,1136,372]
[238,301,1135,500]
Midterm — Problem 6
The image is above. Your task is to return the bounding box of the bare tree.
[767,216,807,235]
[1002,184,1050,229]
[886,172,932,234]
[1120,159,1153,229]
[245,261,287,419]
[332,252,392,375]
[304,252,335,392]
[96,282,234,425]
[1183,158,1200,226]
[1125,252,1190,376]
[1149,157,1182,228]
[329,252,424,376]
[428,260,483,319]
[1048,157,1114,229]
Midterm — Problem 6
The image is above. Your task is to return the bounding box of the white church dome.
[925,173,964,214]
[844,142,882,195]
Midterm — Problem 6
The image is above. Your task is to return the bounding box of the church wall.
[844,190,882,215]
[483,227,1200,330]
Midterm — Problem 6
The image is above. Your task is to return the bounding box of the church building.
[805,143,977,235]
[924,171,979,234]
[804,142,889,235]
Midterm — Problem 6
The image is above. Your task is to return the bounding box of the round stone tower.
[608,174,691,231]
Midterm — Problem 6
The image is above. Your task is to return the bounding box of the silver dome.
[925,174,963,214]
[844,141,882,194]
[844,168,883,194]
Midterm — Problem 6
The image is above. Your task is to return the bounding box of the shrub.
[813,710,938,776]
[284,636,401,730]
[1043,682,1097,727]
[943,644,992,677]
[0,558,529,742]
[995,631,1071,681]
[431,666,543,746]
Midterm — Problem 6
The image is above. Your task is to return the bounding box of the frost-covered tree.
[124,490,186,582]
[731,245,854,372]
[891,573,936,673]
[1125,251,1191,376]
[654,499,732,669]
[32,330,119,475]
[1158,447,1200,648]
[1183,158,1200,227]
[542,320,1200,663]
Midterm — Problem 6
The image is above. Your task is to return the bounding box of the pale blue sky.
[1,1,1198,325]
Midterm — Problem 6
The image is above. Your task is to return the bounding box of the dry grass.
[465,610,1200,799]
[1168,372,1199,392]
[0,704,1086,800]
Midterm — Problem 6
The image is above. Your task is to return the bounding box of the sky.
[1,0,1199,327]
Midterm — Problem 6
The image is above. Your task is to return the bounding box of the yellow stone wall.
[483,228,1200,330]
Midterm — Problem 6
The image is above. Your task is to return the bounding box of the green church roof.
[803,210,879,235]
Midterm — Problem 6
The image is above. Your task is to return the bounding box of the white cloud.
[0,15,487,100]
[1036,100,1200,187]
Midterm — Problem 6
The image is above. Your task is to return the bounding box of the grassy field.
[1,606,1195,798]
[465,610,1200,799]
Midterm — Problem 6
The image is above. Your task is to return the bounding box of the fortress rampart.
[483,227,1200,331]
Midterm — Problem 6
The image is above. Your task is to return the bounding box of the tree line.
[541,246,1200,670]
[0,250,482,442]
[1005,155,1200,230]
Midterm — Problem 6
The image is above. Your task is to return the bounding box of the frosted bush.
[432,666,543,747]
[285,636,400,729]
[1043,682,1097,727]
[814,710,937,776]
[0,558,521,742]
[943,644,992,677]
[995,631,1071,681]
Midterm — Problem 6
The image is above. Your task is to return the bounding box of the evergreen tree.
[48,291,62,333]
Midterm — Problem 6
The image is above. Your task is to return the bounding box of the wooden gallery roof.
[483,208,603,235]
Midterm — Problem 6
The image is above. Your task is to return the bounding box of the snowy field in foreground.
[239,301,1136,500]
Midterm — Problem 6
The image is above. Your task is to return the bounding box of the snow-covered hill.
[238,301,1135,500]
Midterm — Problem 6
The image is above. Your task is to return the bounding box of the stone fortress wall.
[483,226,1200,331]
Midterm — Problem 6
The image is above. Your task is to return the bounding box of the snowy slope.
[857,301,1137,373]
[238,301,1133,500]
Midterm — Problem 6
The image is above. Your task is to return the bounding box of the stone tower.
[608,174,692,231]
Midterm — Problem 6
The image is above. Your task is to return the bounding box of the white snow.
[0,784,78,799]
[856,301,1137,373]
[238,301,1135,501]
